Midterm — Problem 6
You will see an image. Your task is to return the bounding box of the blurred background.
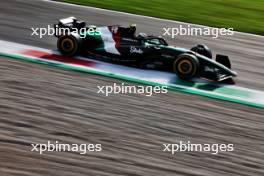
[0,0,263,176]
[63,0,264,35]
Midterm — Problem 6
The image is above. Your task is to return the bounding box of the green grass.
[62,0,264,35]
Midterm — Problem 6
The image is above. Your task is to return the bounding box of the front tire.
[173,53,200,80]
[57,33,82,56]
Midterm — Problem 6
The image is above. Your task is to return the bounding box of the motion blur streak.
[0,0,263,175]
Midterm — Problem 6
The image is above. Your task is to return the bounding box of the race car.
[54,17,237,82]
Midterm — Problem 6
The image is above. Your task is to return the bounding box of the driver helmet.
[128,23,137,35]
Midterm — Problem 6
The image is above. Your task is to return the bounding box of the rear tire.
[216,54,231,69]
[173,53,200,80]
[57,33,82,57]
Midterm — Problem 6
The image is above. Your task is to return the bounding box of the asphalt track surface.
[0,0,264,175]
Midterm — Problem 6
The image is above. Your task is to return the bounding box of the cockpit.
[145,37,168,46]
[137,33,168,46]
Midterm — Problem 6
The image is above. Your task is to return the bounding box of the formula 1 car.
[54,17,237,81]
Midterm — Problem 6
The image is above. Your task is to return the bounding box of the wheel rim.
[178,60,192,74]
[61,38,74,52]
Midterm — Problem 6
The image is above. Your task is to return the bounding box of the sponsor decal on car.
[130,46,143,54]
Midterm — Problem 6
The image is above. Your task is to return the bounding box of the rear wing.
[54,17,86,37]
